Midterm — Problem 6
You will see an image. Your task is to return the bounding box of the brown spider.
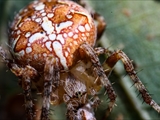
[0,0,160,119]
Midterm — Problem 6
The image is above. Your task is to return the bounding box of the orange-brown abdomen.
[9,0,96,71]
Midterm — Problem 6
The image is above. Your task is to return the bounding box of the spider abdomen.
[9,0,96,71]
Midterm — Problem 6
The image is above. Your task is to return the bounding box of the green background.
[0,0,160,120]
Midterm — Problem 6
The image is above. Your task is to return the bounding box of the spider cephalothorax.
[1,0,160,120]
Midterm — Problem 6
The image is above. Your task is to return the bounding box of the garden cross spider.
[0,0,160,119]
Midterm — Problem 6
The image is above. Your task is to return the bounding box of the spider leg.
[0,47,38,120]
[79,43,117,116]
[94,47,113,76]
[41,56,60,120]
[20,66,38,119]
[96,48,160,113]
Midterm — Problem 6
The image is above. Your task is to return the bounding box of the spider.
[0,0,160,119]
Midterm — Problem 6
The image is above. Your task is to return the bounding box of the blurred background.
[0,0,160,120]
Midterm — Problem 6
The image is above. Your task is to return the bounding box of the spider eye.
[75,91,83,98]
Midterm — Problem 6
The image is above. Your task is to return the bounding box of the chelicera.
[0,0,160,119]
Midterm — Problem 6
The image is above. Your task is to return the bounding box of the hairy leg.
[0,47,38,120]
[79,43,117,116]
[96,48,160,113]
[41,56,60,120]
[21,66,38,119]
